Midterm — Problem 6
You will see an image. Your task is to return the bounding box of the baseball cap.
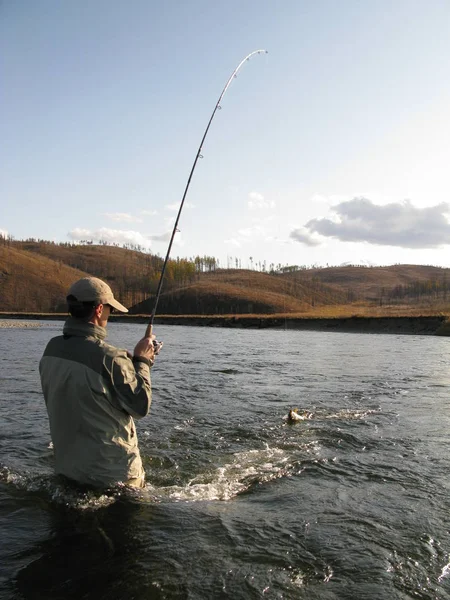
[67,277,128,313]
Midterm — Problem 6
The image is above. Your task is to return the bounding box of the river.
[0,321,449,599]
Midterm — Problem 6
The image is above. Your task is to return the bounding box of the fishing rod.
[145,49,267,342]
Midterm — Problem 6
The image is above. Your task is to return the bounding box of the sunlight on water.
[0,465,117,510]
[1,439,315,508]
[1,323,450,599]
[147,446,301,502]
[439,562,450,583]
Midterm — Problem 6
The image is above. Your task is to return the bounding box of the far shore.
[1,313,450,335]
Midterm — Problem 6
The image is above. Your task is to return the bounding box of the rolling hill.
[0,245,88,312]
[1,239,450,316]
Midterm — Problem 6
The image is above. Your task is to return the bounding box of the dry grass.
[2,240,450,316]
[141,301,450,319]
[287,264,450,299]
[0,246,88,312]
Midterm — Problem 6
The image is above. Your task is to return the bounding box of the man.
[40,276,157,489]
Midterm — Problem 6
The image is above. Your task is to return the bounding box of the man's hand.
[133,335,156,364]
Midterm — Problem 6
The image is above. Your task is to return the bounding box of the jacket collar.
[63,317,107,341]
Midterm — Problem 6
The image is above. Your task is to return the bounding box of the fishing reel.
[144,324,163,356]
[153,339,163,355]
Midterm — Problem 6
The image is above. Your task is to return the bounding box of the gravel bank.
[0,320,43,328]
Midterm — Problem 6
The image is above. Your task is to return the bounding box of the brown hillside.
[14,241,160,276]
[133,281,307,315]
[2,240,450,315]
[132,270,348,315]
[13,241,166,307]
[0,246,88,312]
[196,269,348,303]
[285,265,450,300]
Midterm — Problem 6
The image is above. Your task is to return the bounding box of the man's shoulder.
[42,334,126,360]
[100,341,131,361]
[42,334,66,355]
[41,335,131,374]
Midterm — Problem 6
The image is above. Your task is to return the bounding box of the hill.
[0,245,88,312]
[284,264,450,307]
[1,238,450,316]
[132,269,347,315]
[12,240,166,307]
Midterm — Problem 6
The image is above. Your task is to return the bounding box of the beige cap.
[67,277,128,313]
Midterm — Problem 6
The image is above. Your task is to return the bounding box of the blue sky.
[2,0,450,268]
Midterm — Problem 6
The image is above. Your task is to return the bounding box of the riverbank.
[0,320,43,328]
[1,313,450,335]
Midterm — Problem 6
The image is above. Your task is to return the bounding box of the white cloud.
[224,238,241,247]
[309,192,402,207]
[248,191,276,210]
[68,227,152,248]
[140,209,158,217]
[265,234,301,246]
[289,227,322,247]
[340,259,376,267]
[249,191,264,202]
[237,225,265,238]
[166,202,195,211]
[149,229,183,247]
[104,212,143,223]
[303,197,450,249]
[225,224,268,248]
[0,229,8,239]
[164,216,176,228]
[308,193,348,207]
[148,231,172,242]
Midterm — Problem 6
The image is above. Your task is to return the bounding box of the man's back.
[40,318,152,488]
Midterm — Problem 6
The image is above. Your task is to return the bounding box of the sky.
[1,0,450,269]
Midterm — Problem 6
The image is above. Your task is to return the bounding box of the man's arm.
[109,352,152,419]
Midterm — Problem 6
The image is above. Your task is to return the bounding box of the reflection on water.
[1,322,450,598]
[15,500,141,600]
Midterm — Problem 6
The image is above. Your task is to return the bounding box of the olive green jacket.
[39,318,152,487]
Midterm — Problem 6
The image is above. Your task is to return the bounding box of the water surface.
[1,322,450,599]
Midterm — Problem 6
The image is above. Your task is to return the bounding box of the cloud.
[166,202,195,211]
[0,229,8,239]
[248,191,275,210]
[148,231,172,242]
[104,212,142,223]
[289,227,322,247]
[302,197,450,249]
[140,209,158,216]
[340,259,376,267]
[68,227,152,248]
[308,193,348,207]
[225,224,269,248]
[224,238,241,247]
[249,191,263,202]
[237,225,265,239]
[164,216,176,229]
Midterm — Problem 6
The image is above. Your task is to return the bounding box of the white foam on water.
[438,562,450,582]
[0,465,118,510]
[145,445,304,502]
[1,438,318,507]
[325,408,380,420]
[173,417,195,432]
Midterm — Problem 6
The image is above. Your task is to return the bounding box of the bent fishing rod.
[145,49,267,340]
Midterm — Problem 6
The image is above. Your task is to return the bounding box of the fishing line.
[145,49,268,341]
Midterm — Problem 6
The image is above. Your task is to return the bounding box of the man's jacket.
[39,318,152,487]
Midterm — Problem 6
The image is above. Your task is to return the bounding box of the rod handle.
[145,323,153,338]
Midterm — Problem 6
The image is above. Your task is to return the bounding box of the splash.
[145,445,302,502]
[0,465,117,510]
[325,408,380,420]
[0,440,312,507]
[438,562,450,582]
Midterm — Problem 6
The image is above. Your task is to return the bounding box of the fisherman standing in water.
[40,277,158,489]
